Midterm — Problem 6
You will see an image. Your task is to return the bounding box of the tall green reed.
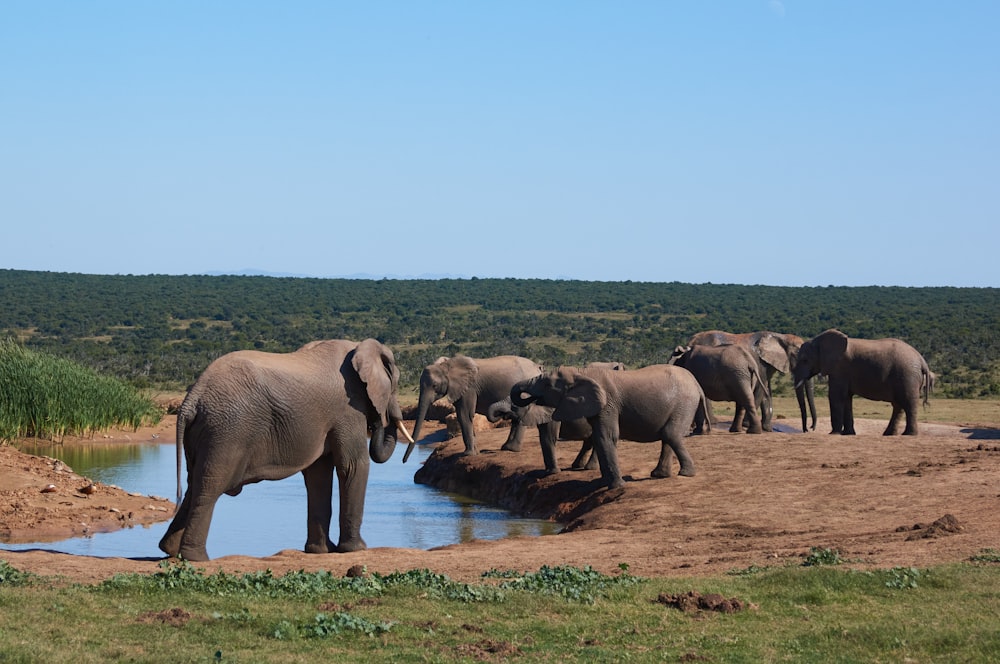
[0,338,161,442]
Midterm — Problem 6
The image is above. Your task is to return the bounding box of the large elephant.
[670,344,769,434]
[158,339,414,562]
[792,328,933,435]
[688,330,817,432]
[511,364,707,489]
[409,354,544,459]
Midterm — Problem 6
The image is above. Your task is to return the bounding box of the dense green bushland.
[0,339,160,441]
[2,269,998,397]
[2,558,1000,662]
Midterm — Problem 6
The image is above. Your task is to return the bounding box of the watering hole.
[1,440,558,559]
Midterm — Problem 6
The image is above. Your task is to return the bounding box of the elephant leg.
[455,399,478,456]
[827,388,846,434]
[653,426,696,478]
[501,421,526,452]
[537,422,560,474]
[901,398,920,435]
[302,456,335,554]
[571,438,597,470]
[158,492,193,557]
[175,481,222,562]
[729,404,744,433]
[884,405,903,435]
[591,426,624,489]
[744,402,764,434]
[841,394,856,435]
[651,443,675,478]
[334,458,370,553]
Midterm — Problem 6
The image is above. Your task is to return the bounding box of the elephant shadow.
[961,427,1000,440]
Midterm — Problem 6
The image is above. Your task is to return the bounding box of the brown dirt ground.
[2,413,999,584]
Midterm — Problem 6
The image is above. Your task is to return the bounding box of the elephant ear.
[517,403,556,427]
[353,339,397,426]
[445,355,479,402]
[756,335,790,374]
[816,329,849,375]
[552,368,605,422]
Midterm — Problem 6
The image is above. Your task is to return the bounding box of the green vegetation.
[0,338,161,442]
[3,558,1000,662]
[3,269,998,399]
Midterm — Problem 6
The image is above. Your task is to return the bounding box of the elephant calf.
[793,328,934,435]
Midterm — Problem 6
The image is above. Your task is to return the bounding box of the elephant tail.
[173,399,195,512]
[697,383,712,433]
[922,363,935,409]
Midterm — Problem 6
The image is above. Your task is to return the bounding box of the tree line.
[1,269,997,398]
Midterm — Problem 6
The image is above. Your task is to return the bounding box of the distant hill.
[1,269,997,397]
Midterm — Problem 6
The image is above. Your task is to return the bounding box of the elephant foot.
[678,466,696,477]
[543,467,560,476]
[335,537,368,553]
[747,427,763,434]
[304,541,333,554]
[158,531,183,558]
[605,477,626,490]
[500,442,522,452]
[460,448,479,457]
[650,468,672,479]
[178,546,210,562]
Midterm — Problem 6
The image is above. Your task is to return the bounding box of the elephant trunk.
[510,378,538,408]
[404,387,437,463]
[368,420,396,463]
[369,407,415,464]
[795,377,818,431]
[486,397,513,423]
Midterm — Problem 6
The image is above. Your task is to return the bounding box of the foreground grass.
[2,558,1000,662]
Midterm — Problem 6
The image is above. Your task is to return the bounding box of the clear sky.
[3,2,997,287]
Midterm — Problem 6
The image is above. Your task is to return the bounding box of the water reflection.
[1,442,559,559]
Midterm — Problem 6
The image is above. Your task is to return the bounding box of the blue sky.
[3,2,997,286]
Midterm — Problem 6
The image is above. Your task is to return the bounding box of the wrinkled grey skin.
[410,355,543,459]
[486,362,625,473]
[670,344,770,434]
[159,339,407,562]
[688,330,817,432]
[511,364,708,489]
[792,328,934,436]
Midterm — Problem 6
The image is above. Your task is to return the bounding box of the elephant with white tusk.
[792,328,934,436]
[158,338,413,562]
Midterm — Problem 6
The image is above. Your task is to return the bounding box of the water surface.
[1,441,558,559]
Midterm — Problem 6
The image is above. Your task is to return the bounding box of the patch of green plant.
[271,612,394,640]
[100,560,504,603]
[883,566,921,589]
[0,559,35,586]
[803,546,844,567]
[726,563,773,577]
[970,548,1000,563]
[492,564,644,604]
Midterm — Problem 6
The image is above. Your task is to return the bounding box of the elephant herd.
[160,328,933,561]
